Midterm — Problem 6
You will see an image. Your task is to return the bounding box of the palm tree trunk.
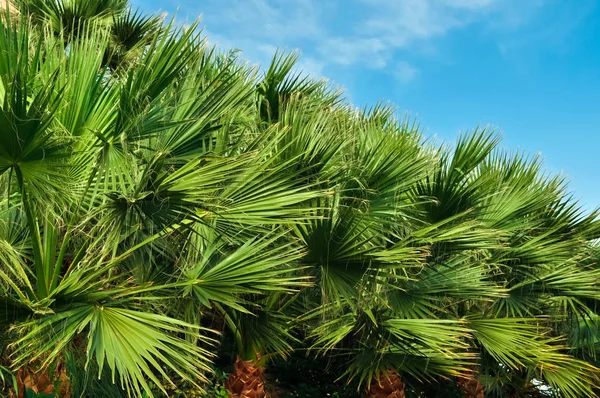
[225,357,266,398]
[457,376,484,398]
[14,363,71,398]
[367,371,406,398]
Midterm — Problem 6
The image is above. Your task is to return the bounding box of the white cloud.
[312,0,507,68]
[206,32,235,51]
[200,0,322,41]
[334,0,501,59]
[396,61,420,83]
[443,0,496,10]
[318,37,388,68]
[179,0,574,79]
[295,57,326,79]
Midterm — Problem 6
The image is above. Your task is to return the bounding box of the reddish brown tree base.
[457,377,484,398]
[12,363,71,398]
[367,371,406,398]
[225,357,266,398]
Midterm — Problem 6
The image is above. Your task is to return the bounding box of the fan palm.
[0,11,322,397]
[297,120,600,397]
[14,0,126,35]
[13,0,162,71]
[1,2,600,398]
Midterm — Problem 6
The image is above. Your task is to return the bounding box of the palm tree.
[0,11,322,397]
[415,132,600,397]
[1,2,600,398]
[218,51,345,397]
[13,0,162,70]
[14,0,127,33]
[297,120,600,397]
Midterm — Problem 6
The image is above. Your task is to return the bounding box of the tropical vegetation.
[1,1,600,397]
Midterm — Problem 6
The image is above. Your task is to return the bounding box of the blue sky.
[135,0,600,209]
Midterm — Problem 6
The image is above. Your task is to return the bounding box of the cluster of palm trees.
[1,1,599,397]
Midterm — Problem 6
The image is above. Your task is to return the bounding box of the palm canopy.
[299,128,600,396]
[1,2,600,398]
[0,9,320,396]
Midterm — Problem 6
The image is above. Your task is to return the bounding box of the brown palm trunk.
[457,376,484,398]
[367,371,406,398]
[13,363,71,398]
[225,357,266,398]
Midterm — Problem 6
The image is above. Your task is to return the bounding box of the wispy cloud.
[317,38,388,68]
[295,57,326,79]
[200,0,322,41]
[317,0,533,70]
[396,61,420,83]
[168,0,592,83]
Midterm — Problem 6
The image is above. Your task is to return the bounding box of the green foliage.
[0,364,17,394]
[1,1,600,398]
[201,369,230,398]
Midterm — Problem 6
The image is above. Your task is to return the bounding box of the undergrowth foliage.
[1,1,600,397]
